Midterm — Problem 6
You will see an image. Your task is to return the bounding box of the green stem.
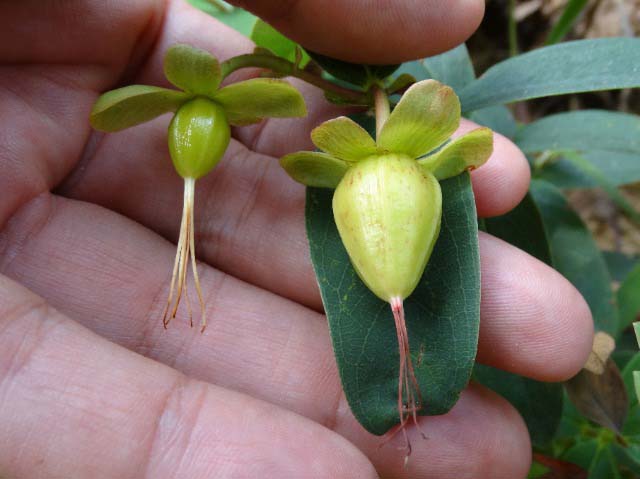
[374,87,390,138]
[207,0,232,12]
[220,53,369,104]
[508,0,519,57]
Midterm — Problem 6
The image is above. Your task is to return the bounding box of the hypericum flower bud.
[332,154,442,303]
[280,80,493,457]
[168,98,230,180]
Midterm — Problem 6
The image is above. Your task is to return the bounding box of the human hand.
[0,1,594,477]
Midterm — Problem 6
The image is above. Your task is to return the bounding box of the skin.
[0,1,594,478]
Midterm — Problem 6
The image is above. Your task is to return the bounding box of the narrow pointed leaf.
[280,152,348,188]
[618,265,640,334]
[251,19,310,66]
[306,173,480,434]
[90,85,190,132]
[311,117,377,162]
[422,44,475,93]
[164,44,221,96]
[214,78,306,125]
[418,127,493,180]
[378,80,460,159]
[459,38,640,112]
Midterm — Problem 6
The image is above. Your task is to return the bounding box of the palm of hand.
[0,1,593,478]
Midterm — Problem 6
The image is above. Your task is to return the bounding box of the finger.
[0,200,532,478]
[228,0,485,64]
[2,191,591,387]
[0,274,376,479]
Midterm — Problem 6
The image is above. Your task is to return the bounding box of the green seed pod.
[168,97,230,179]
[332,153,442,302]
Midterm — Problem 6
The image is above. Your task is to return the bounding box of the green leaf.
[459,38,640,112]
[604,251,640,282]
[485,192,552,265]
[516,110,640,156]
[378,80,460,158]
[468,105,518,139]
[618,265,640,334]
[305,50,399,88]
[306,173,480,434]
[422,44,475,93]
[189,0,257,36]
[559,151,640,224]
[474,365,563,447]
[250,19,310,66]
[418,127,493,180]
[311,117,377,162]
[530,180,618,334]
[545,0,589,45]
[534,150,640,188]
[280,152,348,188]
[90,85,190,132]
[164,44,221,96]
[622,351,640,400]
[214,78,306,125]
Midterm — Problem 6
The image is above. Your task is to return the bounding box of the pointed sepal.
[280,151,349,188]
[418,128,493,180]
[214,78,307,126]
[90,85,190,132]
[164,44,222,97]
[311,117,377,162]
[377,79,460,159]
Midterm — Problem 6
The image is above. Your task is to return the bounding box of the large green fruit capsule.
[168,97,231,179]
[332,154,442,302]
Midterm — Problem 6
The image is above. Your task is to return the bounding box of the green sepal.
[280,151,349,188]
[90,85,190,132]
[168,97,230,179]
[386,73,416,94]
[377,79,461,159]
[163,44,221,97]
[418,127,493,180]
[213,78,307,126]
[311,117,377,162]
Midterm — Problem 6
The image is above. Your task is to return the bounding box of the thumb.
[229,0,484,64]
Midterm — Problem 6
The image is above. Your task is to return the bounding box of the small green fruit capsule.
[332,154,442,302]
[168,97,230,179]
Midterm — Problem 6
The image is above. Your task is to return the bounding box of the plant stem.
[374,86,390,138]
[220,53,369,104]
[508,0,519,57]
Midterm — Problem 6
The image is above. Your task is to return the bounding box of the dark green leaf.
[604,251,640,282]
[516,110,640,156]
[306,173,480,434]
[459,38,640,112]
[485,192,552,265]
[545,0,589,45]
[530,180,618,334]
[474,365,563,447]
[619,266,640,335]
[558,151,640,224]
[250,19,310,66]
[90,85,190,132]
[533,150,640,188]
[468,105,518,139]
[622,351,640,400]
[422,44,475,93]
[305,51,399,87]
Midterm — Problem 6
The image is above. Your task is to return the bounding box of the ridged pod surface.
[332,154,442,303]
